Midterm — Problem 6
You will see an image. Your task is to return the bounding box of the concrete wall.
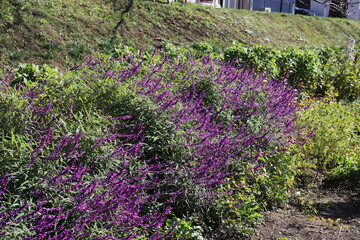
[223,0,237,8]
[347,0,360,20]
[310,1,329,17]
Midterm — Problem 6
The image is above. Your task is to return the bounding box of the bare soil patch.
[251,180,360,240]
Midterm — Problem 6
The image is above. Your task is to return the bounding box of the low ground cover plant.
[0,53,302,238]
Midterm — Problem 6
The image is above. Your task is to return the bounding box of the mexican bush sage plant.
[0,54,301,239]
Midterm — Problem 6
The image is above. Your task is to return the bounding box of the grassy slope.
[1,0,360,77]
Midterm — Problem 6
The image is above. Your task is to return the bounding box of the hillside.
[1,1,359,239]
[2,0,360,77]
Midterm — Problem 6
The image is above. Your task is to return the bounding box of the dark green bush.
[224,44,279,77]
[277,47,321,93]
[321,54,360,101]
[223,44,360,100]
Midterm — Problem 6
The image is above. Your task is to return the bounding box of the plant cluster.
[106,42,360,101]
[0,54,302,238]
[0,0,32,25]
[224,44,360,100]
[287,97,359,182]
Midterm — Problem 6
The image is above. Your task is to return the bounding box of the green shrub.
[223,44,360,100]
[202,150,298,238]
[68,41,88,59]
[328,158,359,181]
[277,47,322,94]
[223,44,279,77]
[164,216,204,240]
[190,42,218,58]
[112,43,134,58]
[162,42,188,61]
[9,63,59,87]
[9,49,27,61]
[314,44,359,101]
[289,98,359,171]
[250,156,297,209]
[327,99,360,181]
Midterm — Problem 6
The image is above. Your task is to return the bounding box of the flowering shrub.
[0,54,301,238]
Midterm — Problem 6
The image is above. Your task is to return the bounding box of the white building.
[222,0,252,10]
[186,0,360,20]
[309,0,360,20]
[185,0,221,7]
[222,0,295,13]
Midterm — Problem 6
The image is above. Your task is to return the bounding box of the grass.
[2,0,360,78]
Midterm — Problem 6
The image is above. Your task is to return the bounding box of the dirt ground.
[251,180,360,240]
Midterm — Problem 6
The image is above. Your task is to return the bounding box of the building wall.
[310,0,360,19]
[223,0,237,8]
[223,0,360,18]
[347,0,360,20]
[195,0,221,6]
[252,0,294,13]
[222,0,294,13]
[310,1,329,17]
